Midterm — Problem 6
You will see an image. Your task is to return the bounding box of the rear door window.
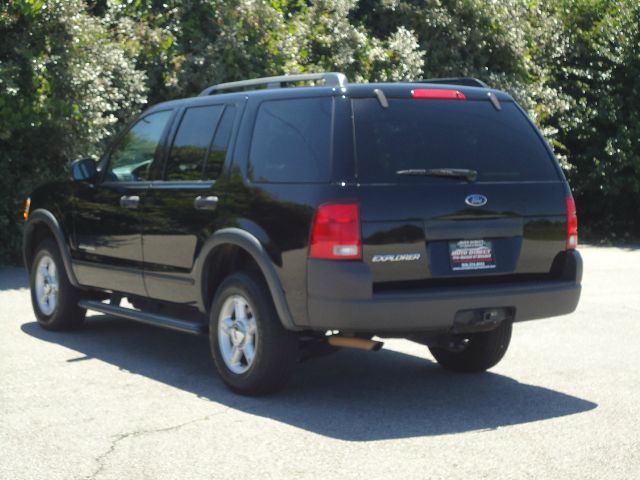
[204,106,236,180]
[166,105,223,181]
[353,98,559,183]
[249,97,332,183]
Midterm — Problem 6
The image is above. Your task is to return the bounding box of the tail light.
[309,202,361,260]
[411,89,466,100]
[566,196,578,250]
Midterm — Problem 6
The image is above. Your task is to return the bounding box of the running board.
[78,300,208,335]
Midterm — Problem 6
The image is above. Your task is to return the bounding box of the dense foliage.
[0,0,638,262]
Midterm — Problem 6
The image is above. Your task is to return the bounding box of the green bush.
[546,0,640,238]
[0,0,146,263]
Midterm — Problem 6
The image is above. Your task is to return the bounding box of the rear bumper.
[306,250,582,333]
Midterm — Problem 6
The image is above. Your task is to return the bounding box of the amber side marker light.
[23,198,30,221]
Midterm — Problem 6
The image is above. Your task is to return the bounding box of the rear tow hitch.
[452,307,514,333]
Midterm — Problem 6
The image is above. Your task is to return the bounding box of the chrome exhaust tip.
[327,335,384,352]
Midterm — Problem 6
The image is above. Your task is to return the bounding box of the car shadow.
[0,267,29,291]
[582,242,640,251]
[617,243,640,251]
[21,316,597,441]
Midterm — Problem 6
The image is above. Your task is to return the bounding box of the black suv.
[23,72,582,395]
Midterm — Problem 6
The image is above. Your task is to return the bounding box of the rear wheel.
[429,321,512,373]
[209,272,298,395]
[30,239,86,330]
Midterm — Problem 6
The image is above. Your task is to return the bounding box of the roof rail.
[199,72,348,96]
[418,77,490,89]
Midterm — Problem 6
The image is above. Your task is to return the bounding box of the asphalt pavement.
[1,245,639,479]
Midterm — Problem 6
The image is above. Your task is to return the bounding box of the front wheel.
[209,272,298,396]
[30,239,86,330]
[429,321,512,373]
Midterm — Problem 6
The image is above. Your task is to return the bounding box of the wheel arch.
[23,209,80,287]
[195,228,298,331]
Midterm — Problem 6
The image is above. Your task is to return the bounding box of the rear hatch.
[351,85,569,290]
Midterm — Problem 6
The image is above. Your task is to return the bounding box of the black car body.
[23,73,582,394]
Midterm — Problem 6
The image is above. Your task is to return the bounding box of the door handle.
[119,195,140,209]
[194,195,219,211]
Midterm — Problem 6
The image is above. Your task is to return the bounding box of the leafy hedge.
[1,0,638,263]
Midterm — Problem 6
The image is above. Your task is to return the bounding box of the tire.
[209,271,298,396]
[429,321,512,373]
[30,238,86,331]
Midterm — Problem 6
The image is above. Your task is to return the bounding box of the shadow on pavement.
[582,242,640,251]
[0,267,28,291]
[22,316,597,441]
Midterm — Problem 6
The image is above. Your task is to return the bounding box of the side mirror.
[70,158,98,183]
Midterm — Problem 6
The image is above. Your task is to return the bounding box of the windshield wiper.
[396,168,478,182]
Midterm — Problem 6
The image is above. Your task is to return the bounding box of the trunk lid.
[350,90,568,285]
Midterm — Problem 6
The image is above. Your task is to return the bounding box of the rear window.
[250,97,332,183]
[353,98,559,183]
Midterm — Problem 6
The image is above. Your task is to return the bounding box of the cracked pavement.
[1,245,640,479]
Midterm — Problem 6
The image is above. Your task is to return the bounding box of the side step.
[79,300,208,335]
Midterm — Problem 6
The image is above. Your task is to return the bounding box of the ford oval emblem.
[465,194,488,207]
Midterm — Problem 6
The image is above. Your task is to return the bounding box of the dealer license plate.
[449,239,496,271]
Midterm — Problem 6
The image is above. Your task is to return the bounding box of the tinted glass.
[204,105,236,180]
[166,105,223,181]
[353,99,559,183]
[250,97,332,183]
[107,110,172,182]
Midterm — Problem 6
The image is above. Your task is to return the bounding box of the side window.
[165,105,224,181]
[249,97,332,183]
[106,110,172,182]
[204,106,237,180]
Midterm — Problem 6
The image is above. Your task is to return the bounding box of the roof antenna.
[373,88,389,108]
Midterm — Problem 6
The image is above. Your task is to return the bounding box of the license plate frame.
[448,239,496,271]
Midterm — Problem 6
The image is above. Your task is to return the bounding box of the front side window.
[165,105,224,181]
[249,97,332,183]
[106,110,172,182]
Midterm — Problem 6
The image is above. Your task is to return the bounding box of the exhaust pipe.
[327,335,383,352]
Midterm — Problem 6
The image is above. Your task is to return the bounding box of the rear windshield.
[353,98,559,183]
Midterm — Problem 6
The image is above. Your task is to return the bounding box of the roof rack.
[198,72,348,96]
[417,77,490,88]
